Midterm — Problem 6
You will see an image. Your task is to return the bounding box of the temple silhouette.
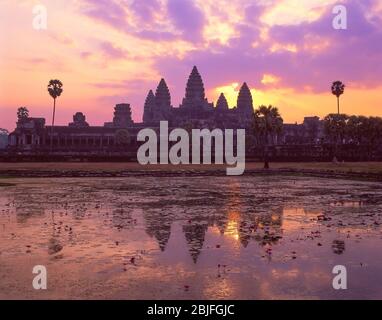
[5,66,356,161]
[142,66,255,129]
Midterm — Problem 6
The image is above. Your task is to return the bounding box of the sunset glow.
[1,0,381,131]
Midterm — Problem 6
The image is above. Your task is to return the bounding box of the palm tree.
[47,79,63,150]
[253,105,283,169]
[331,81,345,114]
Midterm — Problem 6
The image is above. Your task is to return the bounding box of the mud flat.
[1,176,382,299]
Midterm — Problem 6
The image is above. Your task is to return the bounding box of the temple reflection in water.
[10,184,327,263]
[4,176,382,299]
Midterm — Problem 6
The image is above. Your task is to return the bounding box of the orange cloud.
[261,74,281,85]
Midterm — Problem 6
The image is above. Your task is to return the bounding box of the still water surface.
[1,176,382,299]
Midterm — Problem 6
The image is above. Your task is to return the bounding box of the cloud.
[135,30,178,41]
[153,0,382,98]
[167,0,205,42]
[262,74,281,85]
[90,78,157,90]
[82,0,206,43]
[130,0,161,23]
[265,1,382,90]
[48,32,74,46]
[80,51,93,60]
[3,0,382,128]
[77,0,382,101]
[24,58,47,64]
[81,0,128,31]
[99,41,128,59]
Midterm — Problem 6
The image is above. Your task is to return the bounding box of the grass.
[260,162,382,173]
[0,162,382,174]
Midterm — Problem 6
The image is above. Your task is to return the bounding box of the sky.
[0,0,381,131]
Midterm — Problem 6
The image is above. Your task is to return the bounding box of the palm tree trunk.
[50,98,56,151]
[337,96,340,115]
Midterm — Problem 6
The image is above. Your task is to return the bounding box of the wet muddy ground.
[1,176,382,299]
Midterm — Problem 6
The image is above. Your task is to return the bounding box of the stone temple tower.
[111,103,133,127]
[143,90,156,123]
[153,78,172,120]
[180,66,212,111]
[215,93,229,111]
[237,82,254,116]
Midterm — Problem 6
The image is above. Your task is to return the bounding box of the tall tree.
[47,79,63,149]
[331,81,345,114]
[253,105,283,169]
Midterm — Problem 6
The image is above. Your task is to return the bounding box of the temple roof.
[216,93,229,111]
[184,66,205,103]
[155,78,171,109]
[145,90,155,106]
[237,82,253,113]
[143,90,156,122]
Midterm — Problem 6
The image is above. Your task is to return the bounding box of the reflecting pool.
[1,176,382,299]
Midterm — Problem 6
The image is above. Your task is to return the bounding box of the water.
[1,176,382,299]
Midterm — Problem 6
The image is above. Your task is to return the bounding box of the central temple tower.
[180,66,213,111]
[236,82,254,116]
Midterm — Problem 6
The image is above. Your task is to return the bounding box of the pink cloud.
[99,41,128,59]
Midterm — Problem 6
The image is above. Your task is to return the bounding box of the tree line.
[323,114,382,146]
[252,81,382,168]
